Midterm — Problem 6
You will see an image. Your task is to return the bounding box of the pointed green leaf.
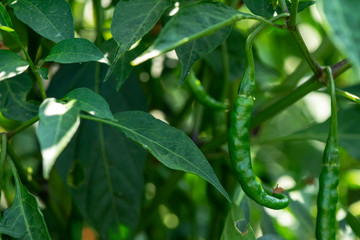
[320,0,360,74]
[0,160,51,239]
[47,63,147,239]
[0,74,39,121]
[0,2,13,30]
[44,38,109,65]
[64,87,114,120]
[176,26,232,83]
[106,0,171,81]
[111,0,171,54]
[37,98,80,179]
[10,0,74,43]
[0,50,29,81]
[100,111,231,202]
[102,39,146,89]
[132,2,254,65]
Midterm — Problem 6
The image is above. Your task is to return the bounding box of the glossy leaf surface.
[0,50,29,81]
[132,2,252,65]
[64,87,114,120]
[44,38,109,65]
[111,0,171,54]
[37,98,80,179]
[10,0,74,43]
[113,111,231,202]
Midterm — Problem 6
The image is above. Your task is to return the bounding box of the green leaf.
[64,87,114,120]
[221,190,256,239]
[37,67,49,80]
[176,25,232,83]
[132,2,253,65]
[105,0,171,81]
[242,0,276,18]
[320,0,360,75]
[285,0,316,13]
[44,38,109,65]
[0,160,51,239]
[0,50,29,81]
[0,2,13,30]
[37,98,80,179]
[102,39,146,90]
[47,63,147,239]
[10,0,74,43]
[0,74,39,121]
[111,0,171,54]
[273,107,360,160]
[110,111,230,202]
[346,210,360,238]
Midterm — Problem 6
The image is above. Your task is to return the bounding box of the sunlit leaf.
[105,0,171,81]
[101,39,146,90]
[0,74,38,121]
[0,2,13,30]
[48,63,147,239]
[111,0,171,54]
[64,87,114,120]
[0,160,51,239]
[44,38,109,65]
[132,2,254,65]
[0,50,29,81]
[10,0,74,43]
[37,98,80,179]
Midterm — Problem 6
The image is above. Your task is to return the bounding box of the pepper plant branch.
[250,59,352,129]
[288,27,323,76]
[289,0,299,27]
[286,0,322,77]
[11,33,47,100]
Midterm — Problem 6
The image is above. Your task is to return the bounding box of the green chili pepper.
[228,21,289,210]
[186,70,227,110]
[316,66,339,240]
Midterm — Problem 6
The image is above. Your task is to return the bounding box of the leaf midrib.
[113,117,218,187]
[19,0,64,41]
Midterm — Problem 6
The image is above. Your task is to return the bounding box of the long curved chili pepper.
[316,66,339,240]
[228,19,289,210]
[186,70,227,110]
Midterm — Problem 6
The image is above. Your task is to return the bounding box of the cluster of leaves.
[0,0,359,239]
